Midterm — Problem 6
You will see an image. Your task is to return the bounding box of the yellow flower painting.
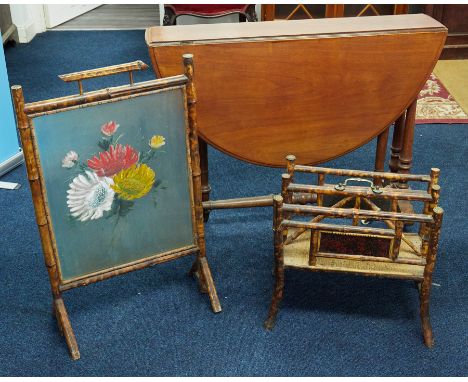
[149,135,166,149]
[111,164,155,201]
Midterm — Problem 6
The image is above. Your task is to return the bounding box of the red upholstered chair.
[163,4,257,25]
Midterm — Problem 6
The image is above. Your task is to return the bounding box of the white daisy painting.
[66,171,115,222]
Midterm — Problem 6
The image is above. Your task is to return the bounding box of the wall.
[9,4,46,43]
[0,33,22,176]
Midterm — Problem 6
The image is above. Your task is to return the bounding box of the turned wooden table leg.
[374,127,390,187]
[199,137,211,222]
[398,99,417,187]
[397,100,417,215]
[389,112,406,173]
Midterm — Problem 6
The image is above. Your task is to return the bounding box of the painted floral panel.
[32,89,195,281]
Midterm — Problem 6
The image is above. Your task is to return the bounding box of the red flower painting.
[87,144,139,177]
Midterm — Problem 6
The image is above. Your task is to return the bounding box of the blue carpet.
[1,30,467,376]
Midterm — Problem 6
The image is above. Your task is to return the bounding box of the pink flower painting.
[101,121,119,136]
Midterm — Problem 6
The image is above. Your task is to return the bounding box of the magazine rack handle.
[334,177,383,194]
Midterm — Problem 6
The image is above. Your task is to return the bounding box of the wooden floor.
[53,5,160,30]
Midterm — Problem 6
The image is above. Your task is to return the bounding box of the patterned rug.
[416,73,468,124]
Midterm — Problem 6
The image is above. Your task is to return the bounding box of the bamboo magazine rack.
[265,155,443,347]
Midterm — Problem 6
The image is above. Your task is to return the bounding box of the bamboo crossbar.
[200,193,315,211]
[282,203,433,223]
[281,220,395,236]
[59,60,149,82]
[293,165,433,182]
[23,76,188,115]
[202,194,274,210]
[315,251,426,266]
[361,197,422,255]
[60,245,198,291]
[286,265,426,281]
[287,183,432,202]
[284,196,353,245]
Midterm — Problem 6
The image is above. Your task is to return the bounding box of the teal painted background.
[0,34,20,165]
[33,89,195,281]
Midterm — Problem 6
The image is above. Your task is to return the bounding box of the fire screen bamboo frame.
[11,54,221,360]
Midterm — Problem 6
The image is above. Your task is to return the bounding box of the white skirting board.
[0,180,20,189]
[0,149,23,178]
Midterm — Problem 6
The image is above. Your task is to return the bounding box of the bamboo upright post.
[317,172,325,207]
[281,174,292,242]
[352,196,361,226]
[281,174,292,202]
[308,230,319,266]
[265,195,285,330]
[11,85,80,360]
[199,138,211,221]
[419,168,440,240]
[420,206,444,347]
[183,54,221,313]
[286,155,296,181]
[392,221,404,260]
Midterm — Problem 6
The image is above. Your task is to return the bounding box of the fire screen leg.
[189,256,208,294]
[190,256,221,313]
[54,297,80,360]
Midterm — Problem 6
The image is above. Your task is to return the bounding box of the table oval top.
[147,15,447,167]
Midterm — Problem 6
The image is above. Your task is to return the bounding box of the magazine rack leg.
[264,258,284,330]
[54,297,80,360]
[419,207,443,347]
[265,195,285,330]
